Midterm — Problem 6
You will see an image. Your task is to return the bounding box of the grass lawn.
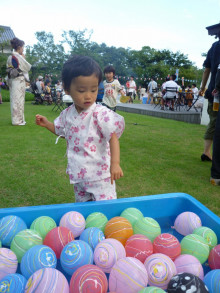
[0,101,219,216]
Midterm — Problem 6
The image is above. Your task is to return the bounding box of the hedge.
[1,89,34,102]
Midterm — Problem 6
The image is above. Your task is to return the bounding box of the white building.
[0,25,15,54]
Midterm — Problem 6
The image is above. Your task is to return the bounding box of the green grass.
[1,89,34,102]
[0,101,219,216]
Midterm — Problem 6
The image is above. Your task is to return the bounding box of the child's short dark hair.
[104,65,115,75]
[62,55,103,91]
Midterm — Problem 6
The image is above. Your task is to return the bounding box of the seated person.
[55,80,63,100]
[185,85,194,107]
[161,74,179,111]
[44,80,52,105]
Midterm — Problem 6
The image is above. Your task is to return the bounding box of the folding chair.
[162,87,177,111]
[187,95,199,112]
[52,91,65,112]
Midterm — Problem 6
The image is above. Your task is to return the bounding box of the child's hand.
[110,163,124,184]
[35,114,48,127]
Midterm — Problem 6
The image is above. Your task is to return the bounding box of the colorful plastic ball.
[181,234,209,264]
[94,238,126,273]
[0,248,18,280]
[153,233,181,261]
[30,216,57,240]
[144,253,177,290]
[59,211,86,238]
[10,229,43,263]
[79,227,105,250]
[168,272,209,293]
[25,268,69,292]
[208,244,220,269]
[86,212,108,233]
[203,269,220,293]
[173,212,202,236]
[20,245,57,279]
[125,234,153,263]
[133,217,161,242]
[0,273,27,292]
[43,226,74,259]
[109,257,148,293]
[70,264,108,293]
[120,207,144,227]
[193,226,218,251]
[0,240,1,248]
[60,240,93,276]
[104,217,133,246]
[138,287,166,292]
[174,254,204,280]
[0,215,27,246]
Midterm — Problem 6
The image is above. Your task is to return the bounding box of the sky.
[2,0,220,68]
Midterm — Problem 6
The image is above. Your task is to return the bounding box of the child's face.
[105,72,114,82]
[66,74,99,113]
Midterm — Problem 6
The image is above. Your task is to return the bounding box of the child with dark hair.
[36,55,125,202]
[102,65,124,111]
[44,79,52,105]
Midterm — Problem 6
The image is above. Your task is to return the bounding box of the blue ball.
[79,227,105,250]
[60,240,93,275]
[0,273,27,293]
[204,269,220,293]
[0,216,27,246]
[20,245,57,279]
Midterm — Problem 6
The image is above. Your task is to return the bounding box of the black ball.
[167,273,209,293]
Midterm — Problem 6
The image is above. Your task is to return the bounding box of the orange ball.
[104,217,133,246]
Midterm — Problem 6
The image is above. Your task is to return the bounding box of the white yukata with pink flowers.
[54,103,125,202]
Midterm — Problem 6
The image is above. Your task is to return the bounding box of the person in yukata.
[36,55,125,202]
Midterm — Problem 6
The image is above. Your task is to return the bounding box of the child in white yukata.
[36,55,125,202]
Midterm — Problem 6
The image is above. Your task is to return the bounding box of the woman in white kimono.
[6,38,31,125]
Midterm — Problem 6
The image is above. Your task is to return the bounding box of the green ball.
[181,233,209,264]
[30,216,57,240]
[120,207,144,227]
[138,287,166,292]
[10,229,43,262]
[193,226,218,251]
[85,212,108,233]
[133,217,161,242]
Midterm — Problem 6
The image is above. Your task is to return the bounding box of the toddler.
[36,55,125,202]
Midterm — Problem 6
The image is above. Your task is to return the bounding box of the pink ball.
[125,234,153,263]
[43,226,74,259]
[174,254,204,280]
[0,248,18,280]
[94,238,126,273]
[153,233,181,261]
[70,264,108,293]
[144,253,177,290]
[59,211,85,238]
[25,268,69,292]
[173,212,202,236]
[208,244,220,269]
[109,257,148,293]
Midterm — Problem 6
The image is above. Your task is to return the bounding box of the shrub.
[1,89,34,102]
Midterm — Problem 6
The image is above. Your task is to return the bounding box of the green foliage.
[1,89,34,102]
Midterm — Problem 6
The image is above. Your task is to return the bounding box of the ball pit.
[193,226,218,251]
[174,254,204,280]
[203,269,220,293]
[0,247,18,280]
[120,207,144,227]
[208,244,220,269]
[134,217,161,242]
[79,227,105,250]
[60,211,85,238]
[0,273,27,292]
[173,211,202,236]
[85,212,108,233]
[153,233,181,261]
[30,216,57,240]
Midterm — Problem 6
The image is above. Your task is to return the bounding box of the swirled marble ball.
[85,212,108,233]
[208,244,220,269]
[43,226,74,259]
[0,248,18,280]
[79,227,105,250]
[153,233,181,261]
[70,264,108,293]
[173,212,202,236]
[168,272,209,293]
[120,207,144,227]
[125,234,153,263]
[109,257,148,293]
[20,245,57,279]
[24,268,69,293]
[30,216,57,240]
[0,215,27,246]
[144,253,177,290]
[193,226,218,251]
[134,217,161,242]
[94,238,126,273]
[174,254,204,280]
[60,240,93,276]
[180,234,209,264]
[203,269,220,293]
[59,211,86,238]
[0,273,27,293]
[10,229,43,263]
[138,287,166,292]
[104,217,133,246]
